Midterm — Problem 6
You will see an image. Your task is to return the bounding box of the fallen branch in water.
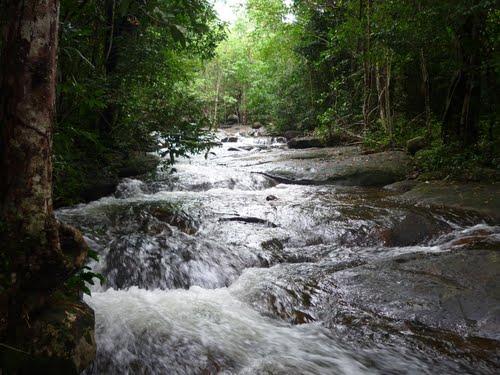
[219,216,278,228]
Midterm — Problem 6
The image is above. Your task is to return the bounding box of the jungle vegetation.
[0,0,498,372]
[195,0,499,180]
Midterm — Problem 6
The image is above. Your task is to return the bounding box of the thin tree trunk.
[375,51,393,140]
[375,63,386,131]
[442,9,484,145]
[213,67,221,128]
[416,1,432,137]
[362,0,373,133]
[98,0,122,136]
[385,52,393,139]
[420,48,431,136]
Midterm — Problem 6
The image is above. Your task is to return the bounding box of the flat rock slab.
[247,148,411,187]
[397,182,500,222]
[324,249,500,341]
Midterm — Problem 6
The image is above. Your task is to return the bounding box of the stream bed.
[57,130,500,374]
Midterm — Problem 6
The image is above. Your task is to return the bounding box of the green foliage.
[65,250,105,297]
[189,0,498,180]
[54,0,225,205]
[192,0,308,130]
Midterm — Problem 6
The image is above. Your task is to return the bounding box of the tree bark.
[419,48,431,136]
[97,0,123,136]
[375,51,393,139]
[442,6,485,145]
[213,67,221,128]
[0,0,87,339]
[1,0,59,239]
[361,0,373,133]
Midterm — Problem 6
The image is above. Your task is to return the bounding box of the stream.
[57,130,500,374]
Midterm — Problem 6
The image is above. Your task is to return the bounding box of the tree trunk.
[385,52,393,139]
[97,0,123,136]
[1,0,59,239]
[419,48,431,136]
[0,0,87,338]
[416,2,431,137]
[362,0,373,133]
[213,67,221,128]
[375,63,386,130]
[375,51,393,139]
[442,7,485,145]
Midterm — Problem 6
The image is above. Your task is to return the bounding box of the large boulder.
[323,249,500,341]
[248,147,412,187]
[226,114,239,125]
[406,136,427,155]
[283,130,302,140]
[287,136,325,149]
[396,182,500,221]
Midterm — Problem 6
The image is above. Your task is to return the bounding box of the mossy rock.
[397,182,500,222]
[1,298,95,374]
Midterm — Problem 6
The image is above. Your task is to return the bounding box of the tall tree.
[0,0,87,340]
[442,1,487,145]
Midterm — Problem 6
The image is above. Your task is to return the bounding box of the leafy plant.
[65,250,105,296]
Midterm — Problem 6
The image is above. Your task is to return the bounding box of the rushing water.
[57,130,500,374]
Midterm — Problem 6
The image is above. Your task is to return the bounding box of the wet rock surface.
[57,128,500,374]
[378,211,447,246]
[322,249,500,340]
[243,147,412,186]
[397,181,500,221]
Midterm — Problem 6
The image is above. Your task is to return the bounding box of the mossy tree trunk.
[0,0,59,240]
[0,0,87,340]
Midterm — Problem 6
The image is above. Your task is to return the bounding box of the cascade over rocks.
[54,130,500,374]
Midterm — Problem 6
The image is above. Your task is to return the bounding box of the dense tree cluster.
[1,0,223,205]
[197,0,499,177]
